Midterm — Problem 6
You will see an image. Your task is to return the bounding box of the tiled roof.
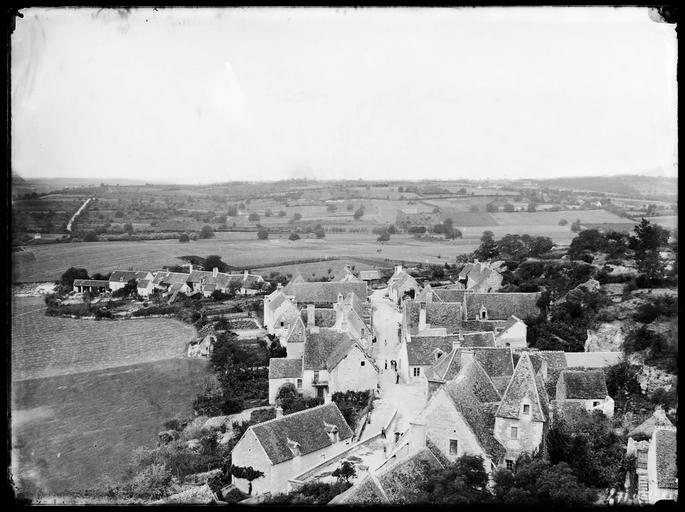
[627,408,675,439]
[514,350,568,374]
[461,320,498,332]
[73,279,109,287]
[137,279,150,288]
[332,266,363,282]
[462,331,496,348]
[134,271,151,280]
[405,336,454,366]
[109,270,139,283]
[197,324,216,339]
[654,428,678,489]
[406,300,463,334]
[433,288,469,303]
[300,308,337,328]
[152,271,189,286]
[359,270,382,281]
[375,447,444,504]
[249,403,353,465]
[329,474,387,504]
[286,316,307,344]
[564,352,623,368]
[425,347,514,383]
[455,359,501,402]
[464,292,541,321]
[496,353,548,422]
[283,281,368,304]
[499,315,523,333]
[268,358,303,379]
[550,399,588,428]
[266,290,287,312]
[557,370,608,400]
[444,376,507,462]
[388,270,419,292]
[302,330,354,370]
[168,282,185,294]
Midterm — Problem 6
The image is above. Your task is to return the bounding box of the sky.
[11,7,678,184]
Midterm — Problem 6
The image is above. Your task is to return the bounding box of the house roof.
[134,271,151,280]
[405,336,454,366]
[359,270,382,281]
[557,370,608,400]
[268,358,303,379]
[137,279,150,288]
[168,282,186,294]
[152,271,189,286]
[464,292,541,321]
[454,359,501,402]
[513,350,568,374]
[375,447,444,504]
[248,403,353,465]
[462,331,496,348]
[286,316,307,344]
[654,428,678,489]
[564,352,623,368]
[627,408,675,439]
[266,290,288,312]
[73,279,110,287]
[550,399,588,428]
[197,324,216,340]
[388,270,419,292]
[406,300,463,334]
[443,376,507,462]
[425,347,514,382]
[302,330,357,371]
[461,320,498,332]
[499,315,524,334]
[496,353,548,422]
[282,281,368,304]
[300,308,337,328]
[332,266,363,283]
[109,270,139,283]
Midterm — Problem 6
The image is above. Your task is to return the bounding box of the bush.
[84,231,98,242]
[558,219,568,226]
[179,233,190,243]
[257,228,269,240]
[200,225,214,239]
[289,232,300,241]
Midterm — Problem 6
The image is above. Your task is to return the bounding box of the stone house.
[387,265,421,305]
[151,271,190,294]
[268,359,305,403]
[457,261,504,292]
[415,284,469,303]
[187,324,217,358]
[462,292,541,323]
[109,270,153,292]
[413,362,506,474]
[494,316,528,348]
[646,428,678,504]
[331,265,363,283]
[263,289,301,335]
[281,280,368,307]
[494,353,550,467]
[397,335,456,383]
[136,279,154,297]
[231,403,354,496]
[555,369,614,418]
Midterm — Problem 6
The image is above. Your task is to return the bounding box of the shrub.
[289,232,300,241]
[200,225,214,239]
[179,233,190,243]
[257,228,268,240]
[84,231,98,242]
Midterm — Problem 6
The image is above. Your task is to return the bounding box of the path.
[362,289,427,440]
[66,197,93,233]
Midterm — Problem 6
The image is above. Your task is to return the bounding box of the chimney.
[395,265,403,275]
[418,302,427,332]
[324,391,332,405]
[276,406,284,418]
[408,422,426,450]
[213,267,219,277]
[188,263,193,273]
[460,347,474,367]
[453,333,463,350]
[338,293,343,304]
[277,283,283,290]
[307,304,316,328]
[244,269,249,279]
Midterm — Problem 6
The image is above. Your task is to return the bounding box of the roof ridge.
[251,402,338,430]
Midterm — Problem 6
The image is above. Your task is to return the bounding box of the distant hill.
[533,175,677,198]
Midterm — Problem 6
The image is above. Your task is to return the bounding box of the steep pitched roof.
[550,399,588,428]
[443,376,507,462]
[152,271,189,286]
[137,279,150,288]
[461,320,498,332]
[248,403,353,465]
[329,474,387,504]
[564,352,623,368]
[433,288,469,303]
[454,359,501,402]
[268,358,303,379]
[425,347,514,383]
[374,447,444,504]
[627,408,675,439]
[73,279,109,287]
[654,428,678,489]
[286,316,307,344]
[388,270,419,291]
[332,266,362,283]
[283,281,368,304]
[514,350,568,374]
[557,370,608,400]
[109,270,139,283]
[406,300,463,334]
[462,331,496,348]
[299,308,337,328]
[496,353,547,422]
[499,315,524,334]
[359,270,382,281]
[266,290,288,312]
[464,292,541,321]
[405,336,454,366]
[302,330,354,370]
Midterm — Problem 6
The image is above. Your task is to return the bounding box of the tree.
[278,210,286,217]
[227,205,238,217]
[248,212,260,222]
[200,225,215,239]
[421,455,491,504]
[113,278,138,298]
[289,232,300,241]
[346,204,354,211]
[123,223,134,234]
[264,208,273,217]
[377,231,390,242]
[84,231,98,242]
[527,202,537,212]
[291,213,302,222]
[326,203,338,212]
[179,233,190,243]
[257,228,269,240]
[61,267,89,289]
[204,255,228,273]
[481,230,495,243]
[332,461,356,484]
[314,226,325,238]
[630,218,670,281]
[558,218,568,226]
[503,203,515,212]
[570,219,582,232]
[486,203,499,212]
[353,207,365,220]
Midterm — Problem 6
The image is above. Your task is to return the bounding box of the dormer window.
[593,401,600,407]
[287,438,301,456]
[435,350,444,361]
[324,422,339,443]
[522,404,530,415]
[479,305,488,320]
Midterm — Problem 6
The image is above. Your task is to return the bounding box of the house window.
[593,401,600,407]
[280,321,284,327]
[360,361,365,367]
[436,351,443,361]
[449,439,459,455]
[505,459,514,471]
[413,367,421,377]
[510,426,518,439]
[314,371,320,382]
[522,404,530,415]
[296,379,302,389]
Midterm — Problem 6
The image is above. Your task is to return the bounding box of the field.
[11,296,210,495]
[490,209,628,226]
[12,297,198,381]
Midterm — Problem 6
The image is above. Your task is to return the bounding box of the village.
[36,242,677,506]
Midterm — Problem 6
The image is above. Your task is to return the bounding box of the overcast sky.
[11,7,677,184]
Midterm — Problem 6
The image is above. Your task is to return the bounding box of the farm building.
[457,261,504,292]
[72,279,109,293]
[387,265,421,305]
[109,270,153,291]
[554,369,614,418]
